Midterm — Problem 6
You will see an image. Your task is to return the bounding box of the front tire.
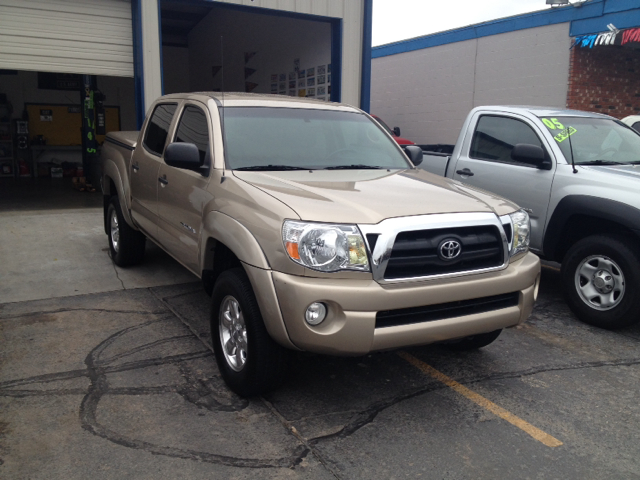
[561,234,640,329]
[211,268,288,397]
[106,197,146,267]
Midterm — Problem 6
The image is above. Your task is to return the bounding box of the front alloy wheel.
[109,208,120,253]
[210,268,288,397]
[219,295,248,372]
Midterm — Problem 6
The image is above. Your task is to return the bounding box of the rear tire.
[445,329,502,351]
[106,196,146,267]
[561,234,640,329]
[211,268,288,397]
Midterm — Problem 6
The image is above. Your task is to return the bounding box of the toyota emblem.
[439,239,462,260]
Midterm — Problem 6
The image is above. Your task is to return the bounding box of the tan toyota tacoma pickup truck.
[101,93,540,396]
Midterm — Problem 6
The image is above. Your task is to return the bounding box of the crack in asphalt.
[262,397,343,479]
[111,261,126,290]
[150,288,211,345]
[0,307,171,321]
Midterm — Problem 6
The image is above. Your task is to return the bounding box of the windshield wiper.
[323,164,383,170]
[578,160,626,166]
[234,165,310,171]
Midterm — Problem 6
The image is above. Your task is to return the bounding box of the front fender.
[543,195,640,260]
[201,212,298,350]
[200,211,270,270]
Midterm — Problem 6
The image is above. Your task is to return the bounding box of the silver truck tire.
[106,197,146,267]
[561,234,640,329]
[445,329,502,351]
[210,268,288,397]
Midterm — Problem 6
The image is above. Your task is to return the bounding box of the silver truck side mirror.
[511,143,552,170]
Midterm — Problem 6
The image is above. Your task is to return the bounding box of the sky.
[372,0,555,46]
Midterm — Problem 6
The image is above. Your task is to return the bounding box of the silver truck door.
[156,103,213,274]
[450,113,556,251]
[130,103,177,241]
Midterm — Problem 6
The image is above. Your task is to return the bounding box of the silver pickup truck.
[101,93,540,396]
[419,106,640,330]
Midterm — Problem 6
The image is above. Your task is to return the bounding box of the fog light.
[305,302,327,326]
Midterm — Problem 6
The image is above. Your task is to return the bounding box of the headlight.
[509,209,530,257]
[282,220,370,272]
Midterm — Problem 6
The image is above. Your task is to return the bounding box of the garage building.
[370,0,640,145]
[0,0,373,183]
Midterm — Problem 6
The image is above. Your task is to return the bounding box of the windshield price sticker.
[553,127,577,143]
[541,117,577,143]
[542,118,564,130]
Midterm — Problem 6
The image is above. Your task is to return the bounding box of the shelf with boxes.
[0,119,14,178]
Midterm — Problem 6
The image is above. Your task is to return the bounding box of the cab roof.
[157,92,361,112]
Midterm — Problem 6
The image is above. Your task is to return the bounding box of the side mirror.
[165,142,209,175]
[404,145,423,166]
[393,126,401,137]
[511,143,552,170]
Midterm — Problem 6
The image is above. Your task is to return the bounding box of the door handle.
[132,162,139,172]
[456,168,474,177]
[158,175,168,186]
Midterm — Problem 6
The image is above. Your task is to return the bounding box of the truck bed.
[105,131,138,150]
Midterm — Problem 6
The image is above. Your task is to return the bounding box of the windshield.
[540,116,640,165]
[222,108,411,170]
[372,116,394,136]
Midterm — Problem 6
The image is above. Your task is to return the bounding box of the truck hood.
[233,169,519,224]
[583,164,640,181]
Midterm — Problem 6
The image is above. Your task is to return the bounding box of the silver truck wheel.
[210,268,288,397]
[574,255,624,311]
[109,208,120,253]
[106,197,146,267]
[562,235,640,329]
[219,295,248,372]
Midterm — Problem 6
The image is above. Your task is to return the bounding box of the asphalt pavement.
[2,265,640,479]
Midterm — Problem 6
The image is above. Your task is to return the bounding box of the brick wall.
[567,45,640,118]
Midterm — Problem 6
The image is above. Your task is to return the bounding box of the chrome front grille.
[359,212,510,284]
[384,225,504,280]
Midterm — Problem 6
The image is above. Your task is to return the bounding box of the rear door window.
[470,115,544,166]
[143,103,177,156]
[172,105,210,165]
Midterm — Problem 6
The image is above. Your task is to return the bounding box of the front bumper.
[251,252,540,356]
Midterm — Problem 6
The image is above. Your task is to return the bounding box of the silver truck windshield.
[540,116,640,165]
[222,107,411,170]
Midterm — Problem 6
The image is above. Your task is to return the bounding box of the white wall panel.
[0,0,133,77]
[371,23,571,145]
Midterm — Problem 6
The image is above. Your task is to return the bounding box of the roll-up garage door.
[0,0,133,77]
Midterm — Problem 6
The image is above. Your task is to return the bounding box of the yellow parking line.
[397,351,563,448]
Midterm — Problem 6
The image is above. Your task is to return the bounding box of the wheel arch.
[544,195,640,262]
[200,211,270,275]
[102,158,136,232]
[201,212,296,350]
